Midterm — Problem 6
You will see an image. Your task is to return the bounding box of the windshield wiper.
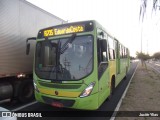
[60,33,76,54]
[57,33,76,69]
[52,34,76,81]
[56,40,62,73]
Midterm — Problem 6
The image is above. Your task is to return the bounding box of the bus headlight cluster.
[33,82,40,93]
[80,82,95,98]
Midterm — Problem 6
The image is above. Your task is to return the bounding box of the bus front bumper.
[35,91,99,110]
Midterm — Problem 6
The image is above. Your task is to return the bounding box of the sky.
[26,0,160,57]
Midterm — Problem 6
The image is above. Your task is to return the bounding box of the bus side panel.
[116,58,129,87]
[98,68,110,107]
[109,60,116,81]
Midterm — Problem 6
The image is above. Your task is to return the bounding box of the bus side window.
[97,30,108,64]
[113,49,115,59]
[109,49,115,60]
[108,36,116,60]
[97,38,108,79]
[120,44,123,58]
[102,51,107,61]
[97,38,108,63]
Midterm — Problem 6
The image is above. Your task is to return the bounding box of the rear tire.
[124,66,128,80]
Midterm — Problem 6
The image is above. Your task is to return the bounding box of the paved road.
[147,61,160,73]
[0,61,138,120]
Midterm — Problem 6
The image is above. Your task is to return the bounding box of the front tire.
[108,77,115,100]
[110,78,115,95]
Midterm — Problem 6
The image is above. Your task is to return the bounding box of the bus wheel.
[111,78,115,95]
[108,77,115,100]
[124,67,128,80]
[18,80,34,103]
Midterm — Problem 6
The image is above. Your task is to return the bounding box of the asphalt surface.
[0,61,138,120]
[147,61,160,73]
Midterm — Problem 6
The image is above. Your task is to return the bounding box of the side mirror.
[26,43,30,55]
[26,37,36,55]
[100,39,107,51]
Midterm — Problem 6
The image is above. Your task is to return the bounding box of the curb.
[110,62,139,120]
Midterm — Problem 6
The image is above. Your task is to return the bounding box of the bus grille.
[39,82,81,89]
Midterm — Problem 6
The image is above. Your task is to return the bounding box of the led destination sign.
[43,25,84,37]
[37,21,94,39]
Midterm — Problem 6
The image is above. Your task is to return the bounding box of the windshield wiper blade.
[60,33,76,54]
[56,40,62,72]
[53,34,76,81]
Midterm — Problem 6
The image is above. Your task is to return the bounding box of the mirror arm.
[26,37,36,43]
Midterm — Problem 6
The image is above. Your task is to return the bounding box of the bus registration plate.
[51,102,64,108]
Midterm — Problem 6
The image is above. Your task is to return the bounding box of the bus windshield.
[35,35,93,81]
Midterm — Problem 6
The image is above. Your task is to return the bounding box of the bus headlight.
[80,82,95,98]
[33,82,40,93]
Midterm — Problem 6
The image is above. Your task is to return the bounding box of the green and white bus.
[26,20,130,110]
